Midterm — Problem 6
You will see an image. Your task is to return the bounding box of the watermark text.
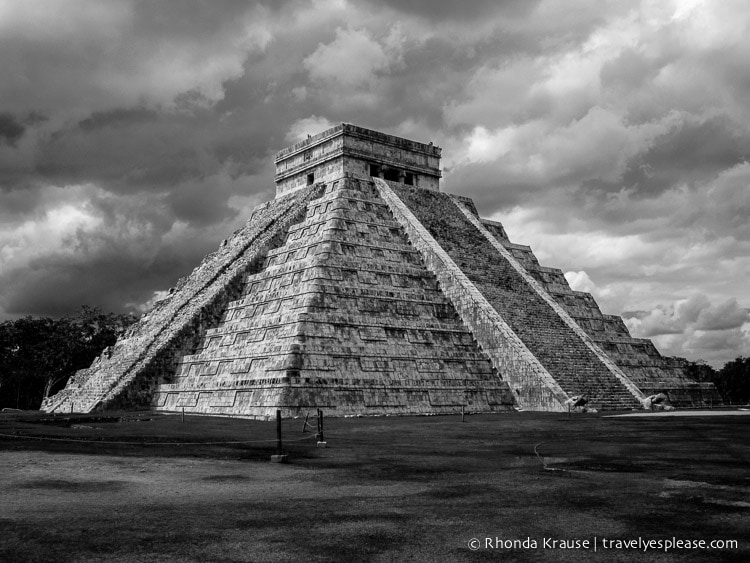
[467,536,738,553]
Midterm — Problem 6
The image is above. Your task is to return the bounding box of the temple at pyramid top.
[274,123,442,197]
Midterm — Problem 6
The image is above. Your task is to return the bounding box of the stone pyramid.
[42,124,719,417]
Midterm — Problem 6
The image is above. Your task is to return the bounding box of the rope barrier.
[0,431,318,446]
[533,441,566,472]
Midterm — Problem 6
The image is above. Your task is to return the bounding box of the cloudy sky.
[1,0,748,367]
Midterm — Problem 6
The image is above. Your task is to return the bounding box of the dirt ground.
[1,410,749,562]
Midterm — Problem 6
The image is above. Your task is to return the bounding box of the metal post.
[318,409,324,443]
[276,409,283,455]
[461,405,465,423]
[314,409,327,448]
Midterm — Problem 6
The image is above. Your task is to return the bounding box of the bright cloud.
[0,195,101,265]
[564,270,596,294]
[304,26,404,88]
[624,294,750,366]
[285,116,335,143]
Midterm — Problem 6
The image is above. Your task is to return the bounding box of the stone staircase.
[151,177,514,418]
[476,209,720,407]
[384,181,644,411]
[41,184,325,413]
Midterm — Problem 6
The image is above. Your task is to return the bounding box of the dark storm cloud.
[127,0,284,35]
[357,0,538,21]
[621,116,750,195]
[0,113,24,146]
[366,37,484,131]
[77,107,159,132]
[29,105,277,223]
[600,49,667,110]
[3,251,169,318]
[444,163,540,214]
[0,184,242,319]
[35,112,213,192]
[164,169,253,227]
[0,0,279,117]
[1,236,210,319]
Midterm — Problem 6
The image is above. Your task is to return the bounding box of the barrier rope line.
[533,441,566,472]
[0,431,318,446]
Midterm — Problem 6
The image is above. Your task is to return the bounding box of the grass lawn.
[1,410,748,562]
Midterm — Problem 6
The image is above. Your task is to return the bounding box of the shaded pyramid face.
[382,180,719,410]
[42,124,720,417]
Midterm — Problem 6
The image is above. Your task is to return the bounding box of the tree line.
[0,307,136,411]
[682,356,750,406]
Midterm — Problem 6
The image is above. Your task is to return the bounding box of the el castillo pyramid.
[42,124,719,417]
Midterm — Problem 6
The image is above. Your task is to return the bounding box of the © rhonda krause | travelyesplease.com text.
[467,537,739,553]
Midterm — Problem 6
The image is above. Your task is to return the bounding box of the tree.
[713,357,750,405]
[674,356,750,405]
[0,307,136,410]
[683,359,717,383]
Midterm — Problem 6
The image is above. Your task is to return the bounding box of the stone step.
[388,183,642,411]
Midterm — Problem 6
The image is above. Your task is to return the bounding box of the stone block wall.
[150,176,514,418]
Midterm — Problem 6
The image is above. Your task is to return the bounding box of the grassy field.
[1,409,749,562]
